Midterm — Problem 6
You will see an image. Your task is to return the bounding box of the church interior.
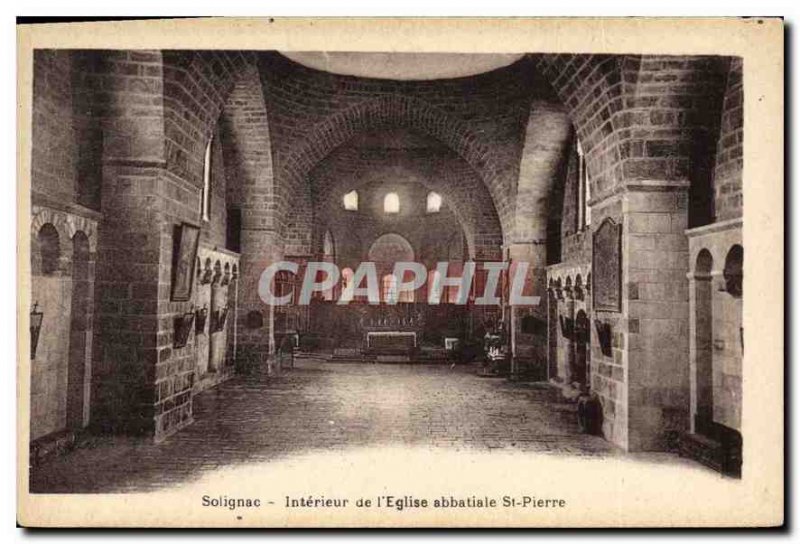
[28,50,744,483]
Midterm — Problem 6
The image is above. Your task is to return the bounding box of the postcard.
[17,17,783,528]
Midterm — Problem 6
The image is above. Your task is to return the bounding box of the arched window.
[576,140,591,230]
[426,191,442,213]
[38,224,60,276]
[200,138,212,222]
[383,192,400,214]
[343,190,358,211]
[323,230,335,259]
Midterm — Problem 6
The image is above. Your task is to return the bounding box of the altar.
[366,330,418,350]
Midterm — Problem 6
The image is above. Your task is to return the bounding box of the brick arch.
[277,94,514,241]
[513,98,574,245]
[65,217,98,253]
[218,63,277,233]
[162,51,258,184]
[31,208,71,256]
[535,54,626,201]
[367,232,416,263]
[318,183,489,262]
[535,53,730,216]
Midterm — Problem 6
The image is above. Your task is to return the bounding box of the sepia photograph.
[15,17,783,528]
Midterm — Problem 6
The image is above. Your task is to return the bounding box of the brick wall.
[153,52,260,439]
[514,99,573,246]
[217,63,279,368]
[30,205,99,440]
[712,58,743,221]
[32,51,78,205]
[536,54,626,200]
[687,222,743,433]
[40,50,256,439]
[310,132,503,261]
[316,179,466,272]
[536,54,730,225]
[162,51,257,186]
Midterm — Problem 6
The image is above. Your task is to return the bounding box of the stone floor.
[30,359,619,493]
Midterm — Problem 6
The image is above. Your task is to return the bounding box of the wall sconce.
[201,261,213,285]
[559,315,574,340]
[174,305,196,349]
[246,310,263,329]
[195,303,208,335]
[30,301,43,359]
[211,305,229,333]
[725,272,743,298]
[594,319,613,357]
[574,314,590,343]
[212,262,222,285]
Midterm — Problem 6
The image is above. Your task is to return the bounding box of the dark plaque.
[171,222,201,301]
[592,217,622,312]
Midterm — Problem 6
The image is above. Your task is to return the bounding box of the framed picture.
[592,217,623,312]
[171,222,201,301]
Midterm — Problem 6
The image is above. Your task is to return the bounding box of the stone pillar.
[687,266,715,434]
[218,63,281,373]
[506,242,548,378]
[86,50,169,437]
[236,229,282,371]
[623,183,691,451]
[563,282,576,383]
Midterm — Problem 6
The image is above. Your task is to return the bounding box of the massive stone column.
[506,242,548,378]
[622,185,692,451]
[77,50,172,437]
[509,99,572,378]
[219,65,282,371]
[236,230,282,369]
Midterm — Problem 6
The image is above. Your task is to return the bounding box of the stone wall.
[194,246,240,391]
[540,54,741,451]
[546,262,592,385]
[687,219,743,432]
[30,50,255,441]
[29,203,99,440]
[713,58,744,221]
[259,53,551,244]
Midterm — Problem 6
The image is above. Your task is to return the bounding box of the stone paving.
[30,359,618,493]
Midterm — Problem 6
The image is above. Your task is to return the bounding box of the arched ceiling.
[309,128,504,260]
[278,52,526,81]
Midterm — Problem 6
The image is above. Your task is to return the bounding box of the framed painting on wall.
[592,217,622,312]
[171,222,201,302]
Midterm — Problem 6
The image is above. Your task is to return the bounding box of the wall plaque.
[171,222,201,302]
[592,217,622,312]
